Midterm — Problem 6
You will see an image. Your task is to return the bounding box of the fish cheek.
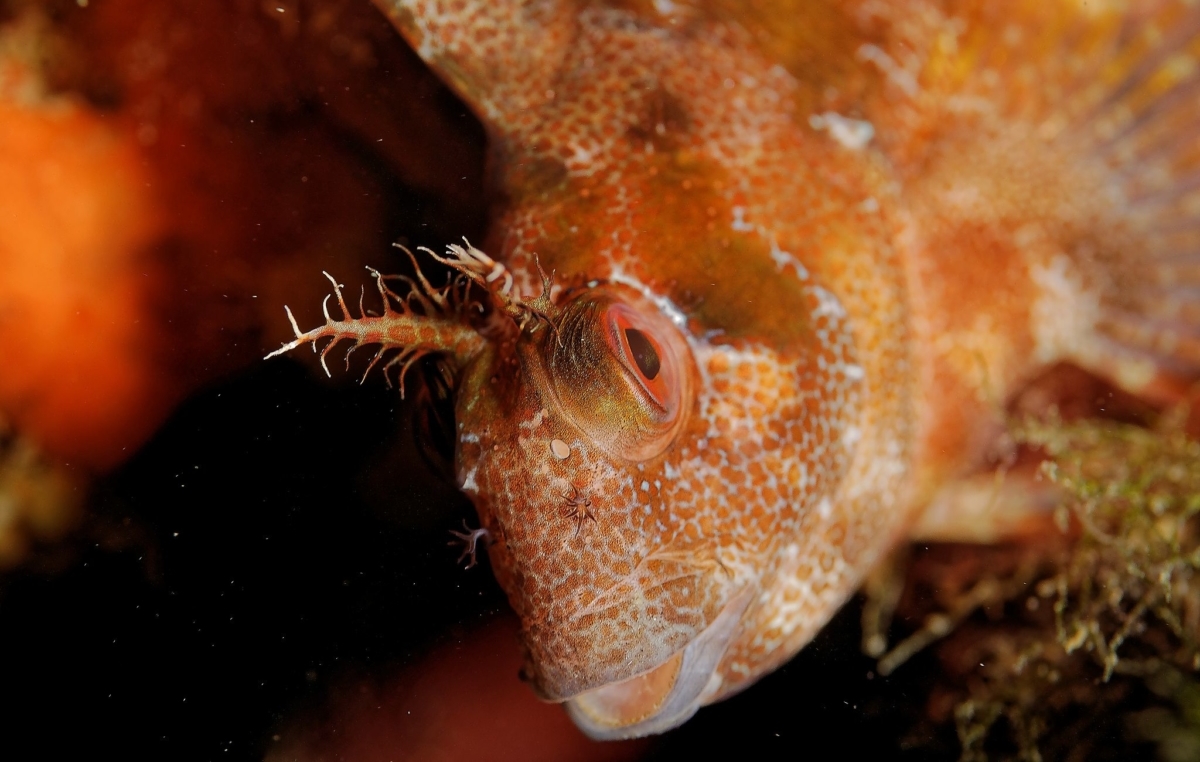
[451,331,729,703]
[452,390,681,696]
[451,355,580,605]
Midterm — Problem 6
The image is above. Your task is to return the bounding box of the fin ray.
[868,0,1200,400]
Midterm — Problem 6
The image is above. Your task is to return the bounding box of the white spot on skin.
[1028,254,1100,365]
[461,467,479,492]
[856,44,919,96]
[768,239,797,271]
[731,206,753,231]
[810,285,848,320]
[816,497,833,520]
[519,408,547,431]
[652,0,680,16]
[842,425,862,450]
[808,112,875,150]
[551,439,571,459]
[566,141,599,170]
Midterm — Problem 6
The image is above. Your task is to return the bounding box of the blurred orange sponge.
[0,83,170,472]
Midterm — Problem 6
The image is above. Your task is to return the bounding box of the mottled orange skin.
[279,0,1200,738]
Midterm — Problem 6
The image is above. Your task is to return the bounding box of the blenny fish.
[268,0,1200,739]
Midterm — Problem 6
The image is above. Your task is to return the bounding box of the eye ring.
[544,287,691,462]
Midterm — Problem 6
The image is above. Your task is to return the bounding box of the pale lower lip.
[567,650,685,731]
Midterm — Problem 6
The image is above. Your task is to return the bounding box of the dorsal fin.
[372,0,577,131]
[862,0,1200,404]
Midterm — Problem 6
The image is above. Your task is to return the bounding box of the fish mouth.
[564,587,754,740]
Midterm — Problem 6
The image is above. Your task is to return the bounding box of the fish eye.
[545,289,692,461]
[607,306,671,411]
[623,329,660,380]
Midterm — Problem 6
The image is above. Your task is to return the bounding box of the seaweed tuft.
[880,405,1200,761]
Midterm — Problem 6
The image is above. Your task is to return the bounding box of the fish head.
[272,230,864,740]
[446,244,859,738]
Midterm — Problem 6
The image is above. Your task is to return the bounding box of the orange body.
[276,0,1200,738]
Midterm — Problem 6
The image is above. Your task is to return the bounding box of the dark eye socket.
[624,327,661,380]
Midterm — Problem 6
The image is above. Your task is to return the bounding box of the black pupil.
[624,328,661,380]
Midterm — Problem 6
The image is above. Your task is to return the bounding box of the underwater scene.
[2,1,1200,760]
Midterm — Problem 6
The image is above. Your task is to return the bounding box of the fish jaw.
[564,585,756,740]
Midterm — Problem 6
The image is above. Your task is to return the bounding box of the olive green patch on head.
[627,151,813,351]
[505,148,816,353]
[502,152,569,205]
